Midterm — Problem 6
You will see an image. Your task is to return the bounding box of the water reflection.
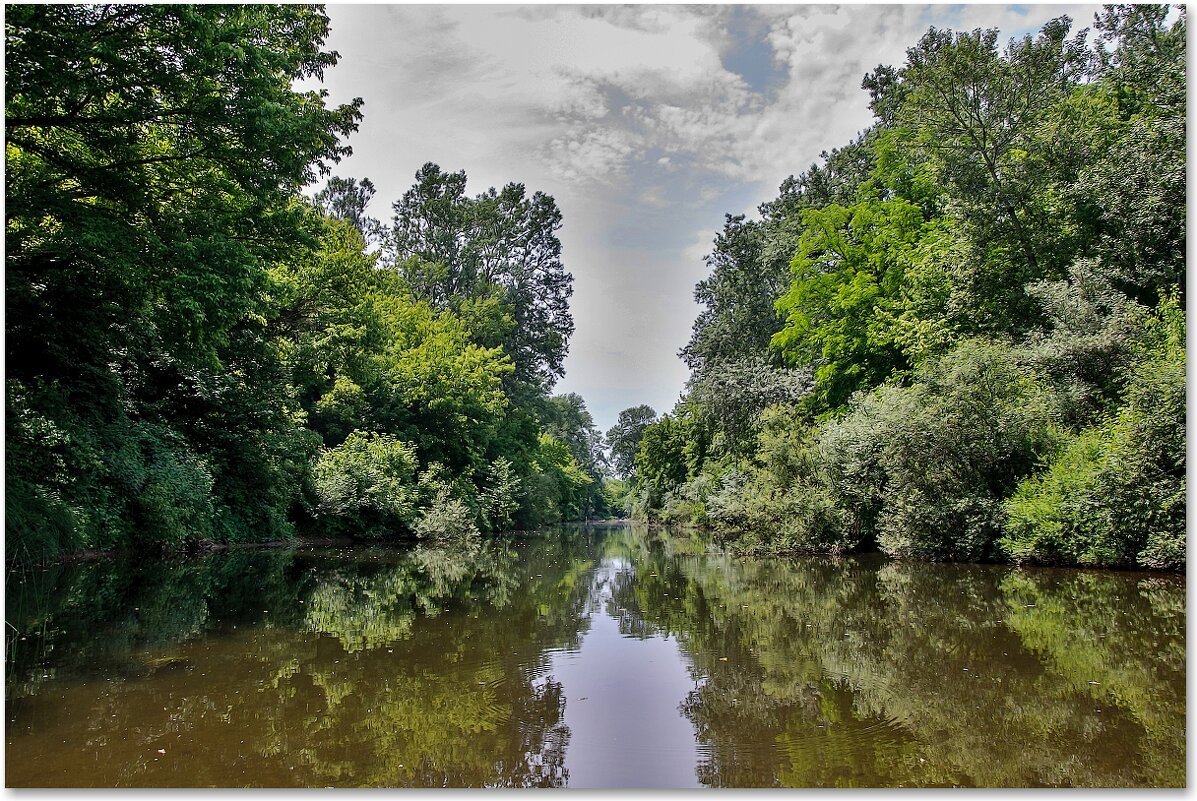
[551,556,701,788]
[600,531,1185,788]
[6,525,1185,787]
[7,537,590,787]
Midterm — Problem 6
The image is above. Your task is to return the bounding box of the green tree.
[520,434,594,527]
[1078,5,1187,303]
[5,5,361,560]
[868,19,1090,285]
[632,413,707,518]
[541,393,608,519]
[772,194,928,412]
[682,134,879,377]
[388,163,574,388]
[270,212,514,473]
[606,405,657,479]
[314,175,386,247]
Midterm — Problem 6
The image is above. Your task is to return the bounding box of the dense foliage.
[6,5,612,564]
[628,6,1185,570]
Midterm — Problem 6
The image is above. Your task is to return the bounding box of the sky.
[310,3,1103,435]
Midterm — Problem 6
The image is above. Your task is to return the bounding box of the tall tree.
[605,405,657,479]
[682,135,879,377]
[542,393,607,518]
[866,18,1091,290]
[1078,5,1187,303]
[388,163,574,387]
[314,176,386,247]
[6,5,361,558]
[772,194,927,412]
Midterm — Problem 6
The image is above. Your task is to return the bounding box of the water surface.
[6,525,1185,787]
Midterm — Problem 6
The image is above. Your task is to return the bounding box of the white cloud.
[682,228,719,267]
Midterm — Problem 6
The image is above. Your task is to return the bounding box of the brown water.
[5,525,1185,787]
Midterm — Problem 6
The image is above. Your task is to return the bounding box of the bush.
[5,477,81,565]
[871,339,1058,561]
[1002,428,1123,566]
[518,433,593,527]
[312,430,420,538]
[659,473,717,528]
[6,383,230,559]
[1002,299,1185,569]
[134,445,216,549]
[477,457,520,533]
[1020,259,1147,428]
[414,490,480,542]
[705,407,859,555]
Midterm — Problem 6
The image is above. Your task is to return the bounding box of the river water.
[5,524,1185,787]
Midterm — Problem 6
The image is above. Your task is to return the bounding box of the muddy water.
[5,525,1185,787]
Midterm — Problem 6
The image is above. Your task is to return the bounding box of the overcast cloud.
[311,3,1103,434]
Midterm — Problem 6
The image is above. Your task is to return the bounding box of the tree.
[542,394,606,475]
[606,405,657,479]
[388,163,574,388]
[686,357,813,456]
[866,18,1091,300]
[632,413,706,516]
[772,194,926,412]
[682,215,781,373]
[314,176,387,247]
[5,5,361,559]
[520,434,593,526]
[541,393,607,519]
[6,5,361,367]
[682,134,879,377]
[1077,5,1187,303]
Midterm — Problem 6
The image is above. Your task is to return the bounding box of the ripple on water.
[773,716,914,781]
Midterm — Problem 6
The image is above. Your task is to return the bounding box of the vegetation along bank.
[5,5,1185,571]
[614,6,1186,571]
[6,5,617,564]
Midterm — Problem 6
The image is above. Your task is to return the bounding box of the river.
[5,524,1185,787]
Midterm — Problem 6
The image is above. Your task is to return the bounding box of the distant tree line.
[617,5,1185,570]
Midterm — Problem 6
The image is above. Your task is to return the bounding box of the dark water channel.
[5,525,1185,787]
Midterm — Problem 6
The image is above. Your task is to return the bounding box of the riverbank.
[9,519,634,568]
[636,517,1186,573]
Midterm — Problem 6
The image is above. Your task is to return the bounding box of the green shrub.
[5,477,81,565]
[1020,259,1147,428]
[312,430,420,538]
[704,407,859,555]
[518,433,593,527]
[816,401,891,548]
[871,339,1058,561]
[660,473,716,528]
[477,457,520,533]
[415,490,480,542]
[1002,299,1185,569]
[134,446,216,549]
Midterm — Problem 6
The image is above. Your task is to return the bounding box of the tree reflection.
[607,526,1185,788]
[5,528,1185,788]
[6,535,597,787]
